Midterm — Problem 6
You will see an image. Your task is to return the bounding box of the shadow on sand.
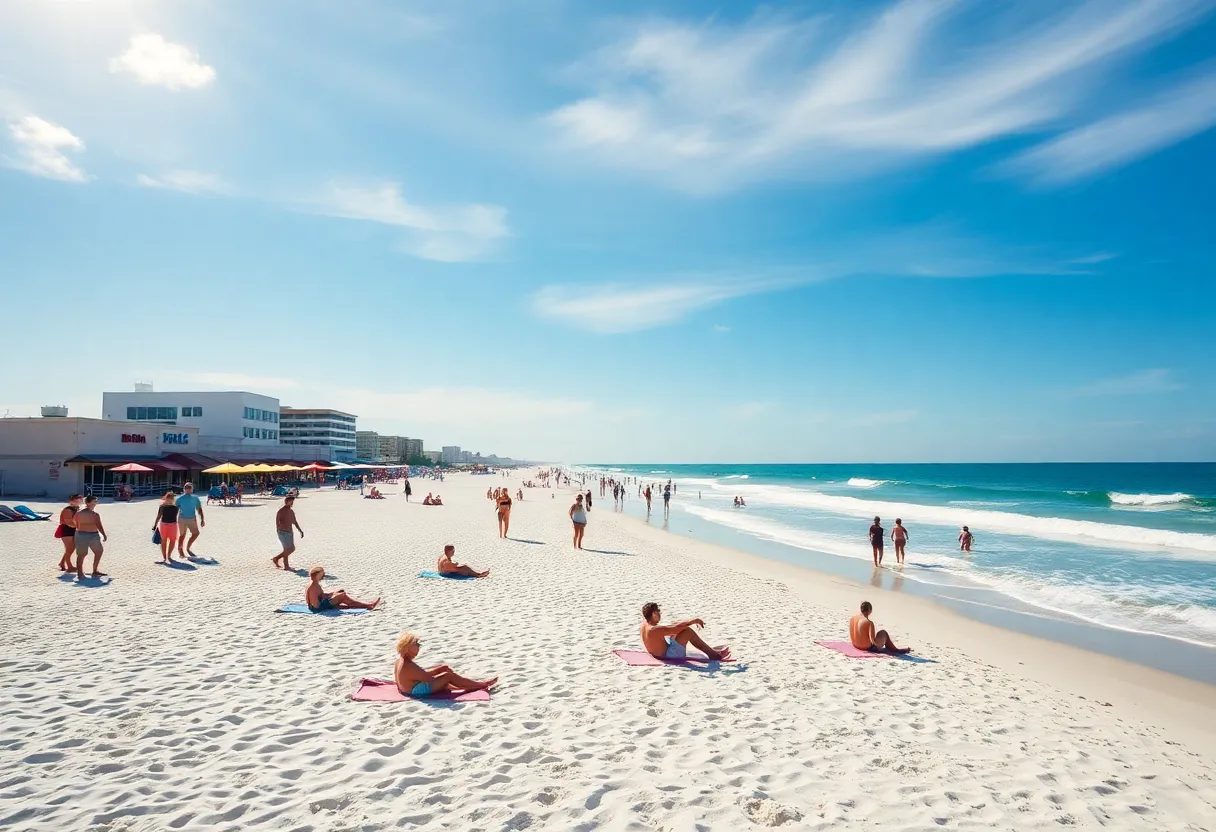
[155,560,198,571]
[58,573,113,588]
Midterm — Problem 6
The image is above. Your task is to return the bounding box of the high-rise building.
[102,388,282,450]
[355,431,380,461]
[279,408,357,461]
[405,437,424,461]
[441,446,462,465]
[378,435,407,463]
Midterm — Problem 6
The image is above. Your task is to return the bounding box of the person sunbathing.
[393,632,497,698]
[640,602,730,661]
[849,601,911,654]
[437,544,488,577]
[433,494,444,506]
[366,486,383,499]
[423,493,435,505]
[305,566,380,612]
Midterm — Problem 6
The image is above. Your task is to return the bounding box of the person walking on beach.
[496,488,513,538]
[56,494,81,572]
[393,632,497,698]
[438,544,489,578]
[272,495,303,570]
[175,482,204,557]
[641,602,731,661]
[570,493,588,549]
[644,486,652,516]
[585,489,593,512]
[306,566,379,612]
[959,525,974,552]
[869,516,885,567]
[891,518,908,565]
[152,491,180,565]
[849,601,911,654]
[73,495,107,579]
[663,484,672,518]
[404,478,412,501]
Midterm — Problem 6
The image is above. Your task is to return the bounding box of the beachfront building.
[102,389,282,448]
[441,446,462,465]
[425,450,442,464]
[355,431,379,461]
[279,408,357,461]
[405,437,424,462]
[0,415,205,499]
[378,435,408,464]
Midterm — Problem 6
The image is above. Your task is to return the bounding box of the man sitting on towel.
[437,544,489,578]
[641,602,731,661]
[849,601,912,654]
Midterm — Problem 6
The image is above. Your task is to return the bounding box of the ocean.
[581,463,1216,670]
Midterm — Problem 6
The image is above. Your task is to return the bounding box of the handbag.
[152,529,162,545]
[54,525,64,539]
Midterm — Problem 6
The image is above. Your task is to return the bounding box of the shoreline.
[576,487,1216,755]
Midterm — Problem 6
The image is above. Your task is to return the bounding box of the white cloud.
[136,170,231,195]
[1073,369,1183,397]
[712,324,731,333]
[6,115,87,182]
[546,1,1212,191]
[1005,70,1216,185]
[308,182,509,262]
[109,33,216,90]
[532,279,778,334]
[176,372,300,390]
[335,385,593,426]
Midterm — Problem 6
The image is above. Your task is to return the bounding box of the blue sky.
[2,0,1215,463]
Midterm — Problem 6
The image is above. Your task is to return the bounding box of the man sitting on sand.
[640,602,731,661]
[437,544,489,578]
[849,601,911,654]
[305,566,380,612]
[393,632,497,698]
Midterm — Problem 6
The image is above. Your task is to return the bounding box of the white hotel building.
[279,408,357,461]
[101,389,284,454]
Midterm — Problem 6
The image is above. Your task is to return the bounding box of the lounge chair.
[0,505,32,521]
[14,505,52,520]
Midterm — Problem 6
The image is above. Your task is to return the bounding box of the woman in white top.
[569,493,588,549]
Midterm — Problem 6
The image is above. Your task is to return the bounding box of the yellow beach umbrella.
[202,462,246,474]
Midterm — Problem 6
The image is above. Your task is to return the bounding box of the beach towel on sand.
[611,649,734,667]
[815,641,891,658]
[417,571,478,580]
[350,678,490,703]
[275,603,368,616]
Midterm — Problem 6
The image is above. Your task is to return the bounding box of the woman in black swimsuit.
[496,490,513,538]
[57,494,82,571]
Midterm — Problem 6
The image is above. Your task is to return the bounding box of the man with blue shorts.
[640,602,730,661]
[175,481,205,557]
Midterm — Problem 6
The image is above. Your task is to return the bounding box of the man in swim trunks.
[640,602,730,661]
[305,566,379,612]
[393,631,497,698]
[272,495,303,570]
[437,544,489,577]
[891,518,908,565]
[868,516,885,567]
[849,601,911,654]
[73,495,107,579]
[175,481,205,558]
[959,526,974,552]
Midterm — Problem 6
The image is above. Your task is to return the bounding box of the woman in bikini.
[57,494,82,571]
[393,632,496,698]
[496,489,513,538]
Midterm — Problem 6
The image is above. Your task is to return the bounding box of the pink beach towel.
[350,678,491,703]
[815,640,890,658]
[611,649,735,667]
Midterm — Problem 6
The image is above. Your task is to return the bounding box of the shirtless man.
[306,566,380,612]
[437,544,489,578]
[959,526,974,552]
[849,601,911,654]
[272,495,303,570]
[640,602,730,661]
[73,495,108,579]
[393,632,497,698]
[891,518,908,565]
[868,516,885,567]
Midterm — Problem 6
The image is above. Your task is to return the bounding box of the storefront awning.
[143,460,189,472]
[165,453,223,469]
[65,454,163,465]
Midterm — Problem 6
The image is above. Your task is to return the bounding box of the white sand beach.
[2,473,1215,831]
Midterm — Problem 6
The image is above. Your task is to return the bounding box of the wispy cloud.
[305,182,509,262]
[137,170,231,195]
[175,372,300,390]
[1073,369,1184,397]
[1004,69,1216,185]
[109,34,216,91]
[6,115,88,182]
[546,1,1212,191]
[712,324,731,333]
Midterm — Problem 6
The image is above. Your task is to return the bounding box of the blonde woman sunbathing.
[393,632,497,698]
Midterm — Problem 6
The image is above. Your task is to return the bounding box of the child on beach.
[959,526,974,552]
[272,496,303,570]
[393,632,497,698]
[305,566,379,612]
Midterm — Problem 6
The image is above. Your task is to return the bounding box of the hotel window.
[127,407,137,419]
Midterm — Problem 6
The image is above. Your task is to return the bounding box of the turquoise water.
[584,463,1216,650]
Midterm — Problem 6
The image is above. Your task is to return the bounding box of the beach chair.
[14,505,52,520]
[272,485,288,497]
[0,505,32,521]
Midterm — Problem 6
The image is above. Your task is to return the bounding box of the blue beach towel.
[275,603,368,616]
[418,571,478,580]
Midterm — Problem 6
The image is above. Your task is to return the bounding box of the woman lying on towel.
[394,632,497,698]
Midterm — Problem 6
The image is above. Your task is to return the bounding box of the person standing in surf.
[869,516,885,567]
[891,518,908,565]
[959,526,974,552]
